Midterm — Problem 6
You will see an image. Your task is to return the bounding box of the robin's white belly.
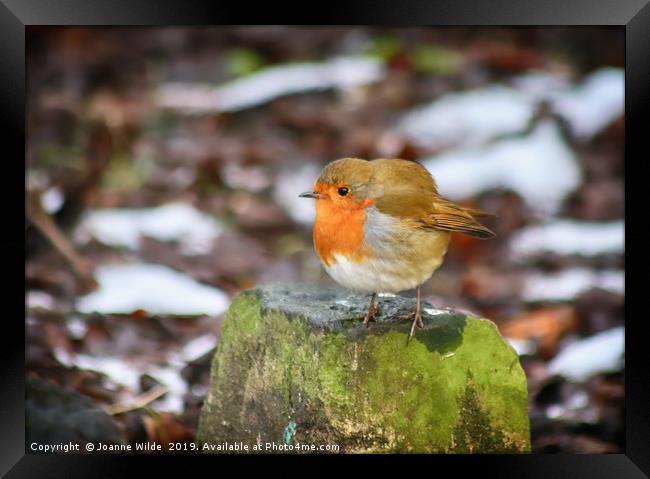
[324,253,442,294]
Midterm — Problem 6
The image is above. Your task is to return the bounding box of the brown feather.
[460,206,497,218]
[426,195,496,239]
[373,178,496,240]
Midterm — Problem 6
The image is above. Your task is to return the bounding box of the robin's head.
[299,158,438,211]
[299,158,376,211]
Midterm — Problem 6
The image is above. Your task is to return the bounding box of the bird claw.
[402,307,424,344]
[362,306,378,328]
[399,312,425,327]
[361,293,378,328]
[407,314,423,343]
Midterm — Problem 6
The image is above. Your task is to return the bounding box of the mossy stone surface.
[197,283,530,453]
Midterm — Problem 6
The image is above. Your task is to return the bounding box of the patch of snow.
[400,68,623,149]
[191,384,208,397]
[26,291,55,311]
[549,68,624,140]
[274,163,322,225]
[421,120,581,214]
[510,71,571,100]
[567,389,589,409]
[398,86,535,149]
[41,186,65,214]
[145,365,188,413]
[522,268,624,302]
[76,202,223,255]
[546,404,565,419]
[506,337,538,356]
[179,334,218,362]
[157,56,385,113]
[53,349,189,414]
[66,316,88,339]
[222,163,271,192]
[76,263,230,316]
[54,350,140,392]
[548,326,624,381]
[423,308,451,316]
[510,220,624,258]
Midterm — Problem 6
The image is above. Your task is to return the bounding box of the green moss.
[451,374,522,453]
[353,330,460,451]
[225,48,266,77]
[410,44,463,74]
[222,290,262,338]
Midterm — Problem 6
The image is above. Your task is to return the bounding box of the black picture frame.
[6,0,646,476]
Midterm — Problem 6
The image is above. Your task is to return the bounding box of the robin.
[299,158,495,341]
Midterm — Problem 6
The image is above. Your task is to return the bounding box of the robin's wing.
[375,191,496,239]
[425,195,496,239]
[459,205,496,218]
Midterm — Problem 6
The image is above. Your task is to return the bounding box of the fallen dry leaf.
[500,306,577,358]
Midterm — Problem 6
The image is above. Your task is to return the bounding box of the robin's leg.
[362,292,378,328]
[408,285,423,342]
[416,285,425,328]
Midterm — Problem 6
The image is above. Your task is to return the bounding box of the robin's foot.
[408,310,421,342]
[362,292,378,328]
[400,309,425,342]
[397,311,426,325]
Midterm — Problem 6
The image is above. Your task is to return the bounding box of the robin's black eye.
[337,187,349,196]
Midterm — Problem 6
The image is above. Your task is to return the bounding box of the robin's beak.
[299,191,327,199]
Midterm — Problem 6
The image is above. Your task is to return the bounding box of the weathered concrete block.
[197,283,530,453]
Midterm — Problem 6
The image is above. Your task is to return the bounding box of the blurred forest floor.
[26,27,624,453]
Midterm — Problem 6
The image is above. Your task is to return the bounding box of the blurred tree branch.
[26,190,98,291]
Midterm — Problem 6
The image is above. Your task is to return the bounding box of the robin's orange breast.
[313,193,374,266]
